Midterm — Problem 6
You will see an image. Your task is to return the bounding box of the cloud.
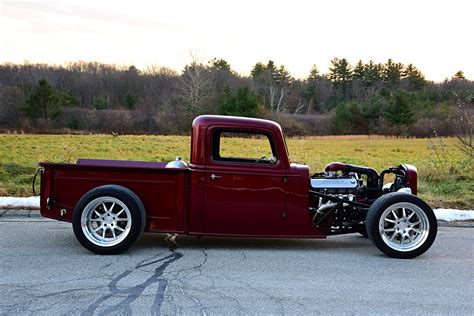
[3,0,185,32]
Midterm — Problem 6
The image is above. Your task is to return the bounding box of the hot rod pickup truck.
[38,115,437,258]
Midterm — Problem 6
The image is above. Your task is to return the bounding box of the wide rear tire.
[366,192,437,259]
[72,185,146,255]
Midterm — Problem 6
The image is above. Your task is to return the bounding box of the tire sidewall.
[366,192,437,259]
[72,185,146,255]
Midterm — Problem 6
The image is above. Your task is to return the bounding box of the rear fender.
[400,164,417,195]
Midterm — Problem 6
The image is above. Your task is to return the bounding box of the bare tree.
[251,61,291,112]
[0,85,24,128]
[450,96,473,158]
[177,53,212,111]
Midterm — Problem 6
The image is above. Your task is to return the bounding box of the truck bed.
[40,159,188,233]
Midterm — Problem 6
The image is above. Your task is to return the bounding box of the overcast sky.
[1,0,472,81]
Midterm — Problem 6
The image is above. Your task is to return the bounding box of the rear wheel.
[72,185,146,255]
[366,192,437,259]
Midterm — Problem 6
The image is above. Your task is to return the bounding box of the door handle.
[210,173,222,180]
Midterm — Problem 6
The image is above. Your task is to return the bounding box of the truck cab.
[187,115,317,237]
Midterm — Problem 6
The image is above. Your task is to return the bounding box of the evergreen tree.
[402,64,426,90]
[219,86,260,117]
[92,96,108,109]
[303,65,322,112]
[328,58,353,87]
[353,60,365,80]
[363,60,383,87]
[361,96,385,134]
[331,101,365,134]
[453,70,465,80]
[383,59,403,88]
[383,91,415,126]
[22,79,74,120]
[250,62,267,78]
[124,90,139,109]
[328,58,353,100]
[308,64,320,80]
[266,60,277,74]
[211,58,231,72]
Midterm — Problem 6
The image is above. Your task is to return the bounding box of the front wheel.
[365,192,437,259]
[72,185,146,255]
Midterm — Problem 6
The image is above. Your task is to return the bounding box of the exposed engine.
[309,162,417,235]
[310,176,359,195]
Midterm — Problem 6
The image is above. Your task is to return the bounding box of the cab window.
[211,130,278,164]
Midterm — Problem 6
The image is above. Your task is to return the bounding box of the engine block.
[310,176,358,195]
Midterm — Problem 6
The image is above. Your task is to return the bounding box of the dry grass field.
[0,134,472,208]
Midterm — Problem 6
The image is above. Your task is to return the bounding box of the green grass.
[0,134,472,209]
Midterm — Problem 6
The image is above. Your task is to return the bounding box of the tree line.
[0,58,472,136]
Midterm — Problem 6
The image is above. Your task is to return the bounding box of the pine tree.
[219,87,260,117]
[402,64,426,90]
[383,59,403,89]
[22,79,74,120]
[453,70,465,80]
[328,58,353,100]
[384,91,415,126]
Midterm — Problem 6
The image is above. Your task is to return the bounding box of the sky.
[1,0,473,81]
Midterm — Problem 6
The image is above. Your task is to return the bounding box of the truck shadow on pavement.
[134,233,374,254]
[53,228,376,257]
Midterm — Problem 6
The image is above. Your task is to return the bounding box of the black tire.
[72,185,146,255]
[365,192,437,259]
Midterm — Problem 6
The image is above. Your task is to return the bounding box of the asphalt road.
[0,212,473,315]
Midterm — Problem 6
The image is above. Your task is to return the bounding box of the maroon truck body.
[40,115,323,238]
[39,115,437,258]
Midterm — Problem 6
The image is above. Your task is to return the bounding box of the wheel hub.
[396,220,409,231]
[104,214,114,225]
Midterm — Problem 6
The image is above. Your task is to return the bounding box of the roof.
[192,115,282,131]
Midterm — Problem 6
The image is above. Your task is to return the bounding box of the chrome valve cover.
[310,177,358,190]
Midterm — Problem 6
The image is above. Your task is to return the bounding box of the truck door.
[204,129,285,236]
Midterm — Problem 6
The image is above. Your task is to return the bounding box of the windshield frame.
[282,132,291,164]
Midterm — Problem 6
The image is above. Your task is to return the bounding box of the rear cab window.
[211,130,278,165]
